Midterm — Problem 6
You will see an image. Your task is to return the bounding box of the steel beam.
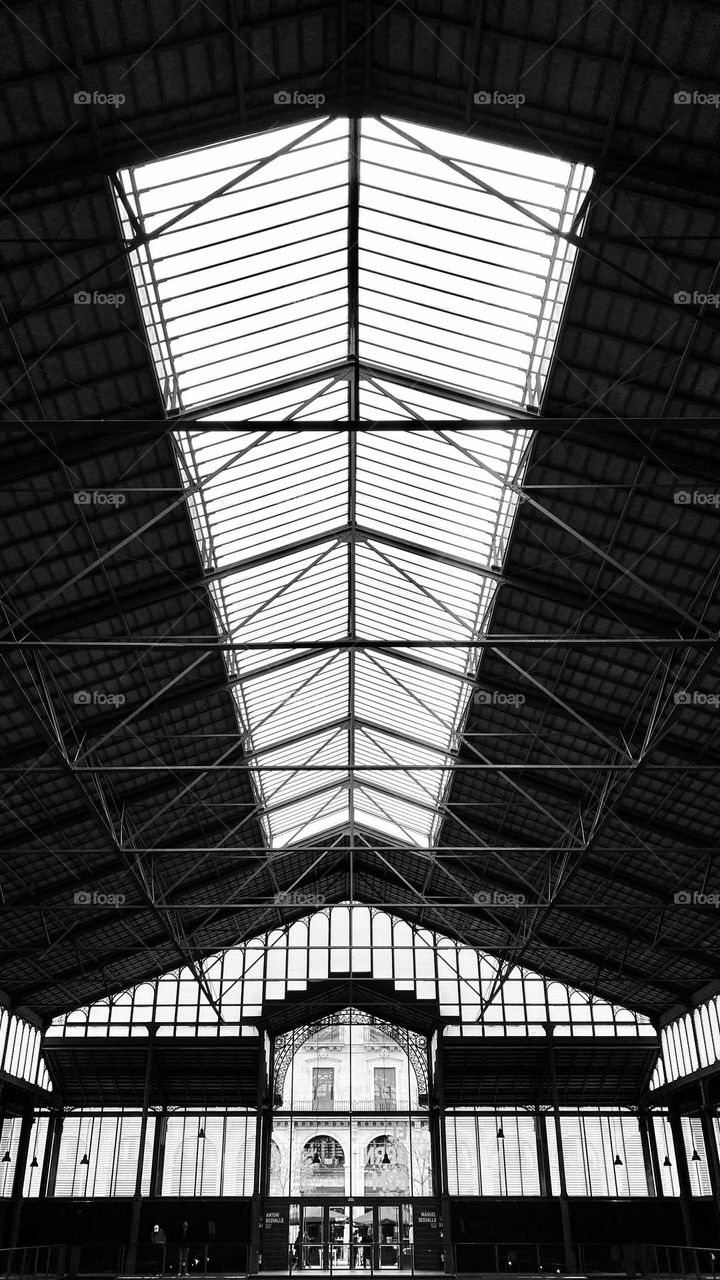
[2,637,715,650]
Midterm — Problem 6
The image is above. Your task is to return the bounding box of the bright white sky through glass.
[116,117,592,847]
[49,906,652,1034]
[175,425,530,846]
[117,116,592,418]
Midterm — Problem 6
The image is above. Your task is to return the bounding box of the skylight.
[116,116,592,419]
[176,424,529,845]
[115,117,592,847]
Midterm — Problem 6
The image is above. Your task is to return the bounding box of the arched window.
[293,1135,346,1196]
[304,1135,344,1167]
[364,1135,410,1194]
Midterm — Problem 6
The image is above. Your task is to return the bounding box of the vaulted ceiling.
[1,0,720,1028]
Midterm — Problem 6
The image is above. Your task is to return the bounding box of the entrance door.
[328,1206,351,1269]
[289,1203,413,1271]
[351,1204,412,1271]
[292,1205,352,1270]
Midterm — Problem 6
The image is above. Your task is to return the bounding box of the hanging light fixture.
[497,1125,505,1140]
[1,1151,10,1164]
[80,1153,89,1166]
[198,1126,205,1140]
[382,1147,391,1166]
[614,1154,623,1167]
[312,1149,322,1166]
[30,1156,39,1169]
[692,1148,701,1162]
[663,1155,672,1168]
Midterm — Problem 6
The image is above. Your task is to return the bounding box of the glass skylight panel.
[202,376,350,423]
[354,790,430,847]
[117,119,349,412]
[270,787,351,846]
[359,118,592,410]
[252,727,349,810]
[118,116,590,419]
[357,428,528,562]
[123,116,593,848]
[359,376,511,421]
[178,428,347,562]
[213,541,348,677]
[357,544,483,662]
[354,651,463,748]
[354,730,451,812]
[241,653,349,754]
[175,418,527,844]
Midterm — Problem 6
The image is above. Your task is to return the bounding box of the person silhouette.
[178,1221,190,1276]
[151,1224,166,1276]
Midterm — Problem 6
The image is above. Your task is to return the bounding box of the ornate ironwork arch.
[273,1006,428,1104]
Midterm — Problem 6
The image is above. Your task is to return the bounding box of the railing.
[0,1239,717,1278]
[449,1241,720,1277]
[126,1241,251,1276]
[289,1241,428,1274]
[275,1101,419,1113]
[0,1246,66,1278]
[0,1240,252,1277]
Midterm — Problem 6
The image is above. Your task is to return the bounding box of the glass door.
[288,1202,412,1271]
[299,1204,325,1269]
[351,1204,412,1270]
[351,1206,374,1271]
[377,1205,399,1269]
[329,1206,351,1269]
[292,1204,353,1270]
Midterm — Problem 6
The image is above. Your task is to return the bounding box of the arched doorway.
[264,1008,439,1272]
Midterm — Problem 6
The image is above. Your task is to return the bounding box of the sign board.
[262,1205,289,1271]
[413,1203,442,1272]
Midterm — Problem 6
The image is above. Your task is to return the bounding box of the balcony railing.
[0,1238,718,1278]
[275,1098,419,1112]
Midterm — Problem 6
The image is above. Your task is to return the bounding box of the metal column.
[699,1085,720,1241]
[430,1032,453,1275]
[127,1024,158,1273]
[251,1032,271,1276]
[7,1100,34,1248]
[545,1027,576,1272]
[668,1107,695,1248]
